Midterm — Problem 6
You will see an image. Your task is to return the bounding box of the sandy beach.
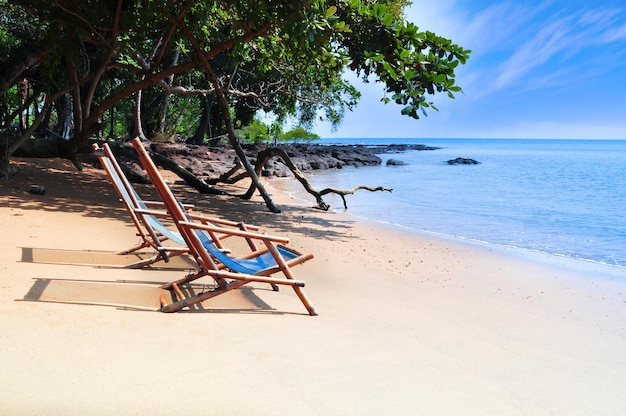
[1,158,625,415]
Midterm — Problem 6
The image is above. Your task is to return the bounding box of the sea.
[274,138,626,271]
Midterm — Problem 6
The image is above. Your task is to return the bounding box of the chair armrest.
[186,213,260,231]
[143,200,194,210]
[135,208,173,218]
[178,221,289,244]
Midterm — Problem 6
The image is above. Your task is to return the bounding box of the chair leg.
[159,279,247,312]
[116,240,151,255]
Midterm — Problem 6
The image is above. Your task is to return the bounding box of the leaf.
[325,6,337,18]
[382,62,397,80]
[404,69,417,80]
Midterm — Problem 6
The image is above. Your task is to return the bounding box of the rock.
[29,186,46,195]
[128,141,439,178]
[447,157,480,165]
[386,159,406,166]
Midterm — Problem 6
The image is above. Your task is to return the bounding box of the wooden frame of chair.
[130,137,318,316]
[94,142,263,269]
[94,143,187,267]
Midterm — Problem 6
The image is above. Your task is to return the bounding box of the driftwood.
[212,159,246,184]
[246,147,392,210]
[318,185,393,209]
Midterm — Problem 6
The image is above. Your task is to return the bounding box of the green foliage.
[236,119,320,144]
[0,0,469,145]
[235,119,270,144]
[279,126,320,143]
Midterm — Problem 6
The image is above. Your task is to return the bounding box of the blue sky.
[314,0,626,139]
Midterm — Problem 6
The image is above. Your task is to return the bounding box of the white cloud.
[316,1,626,139]
[454,3,626,99]
[600,22,626,42]
[493,15,576,90]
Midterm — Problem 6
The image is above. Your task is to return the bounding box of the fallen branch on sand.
[317,186,393,210]
[244,147,392,210]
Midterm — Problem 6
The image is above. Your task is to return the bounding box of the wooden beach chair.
[130,138,318,316]
[94,142,262,269]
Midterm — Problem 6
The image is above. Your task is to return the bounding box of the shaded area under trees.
[0,0,469,211]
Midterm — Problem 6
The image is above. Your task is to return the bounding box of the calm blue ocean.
[278,138,626,269]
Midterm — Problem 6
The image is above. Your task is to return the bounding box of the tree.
[278,127,320,144]
[0,0,469,210]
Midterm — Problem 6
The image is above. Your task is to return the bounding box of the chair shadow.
[20,247,198,271]
[19,277,300,315]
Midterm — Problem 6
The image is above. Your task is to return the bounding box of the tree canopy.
[0,0,469,209]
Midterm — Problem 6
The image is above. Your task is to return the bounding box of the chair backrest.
[131,138,222,271]
[98,143,185,246]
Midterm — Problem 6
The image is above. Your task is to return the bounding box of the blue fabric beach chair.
[130,137,317,316]
[94,142,262,269]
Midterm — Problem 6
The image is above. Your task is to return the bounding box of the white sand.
[1,158,625,415]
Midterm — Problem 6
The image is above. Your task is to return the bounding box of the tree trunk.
[109,106,115,139]
[149,151,227,195]
[159,47,180,134]
[187,96,210,145]
[1,100,52,175]
[18,79,27,131]
[54,94,73,140]
[201,62,280,212]
[134,90,147,140]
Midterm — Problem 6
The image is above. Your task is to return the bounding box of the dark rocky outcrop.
[386,158,406,166]
[447,157,480,165]
[150,142,439,178]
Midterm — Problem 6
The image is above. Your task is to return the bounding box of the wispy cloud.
[481,4,626,94]
[322,2,626,139]
[600,22,626,42]
[407,1,626,96]
[493,14,577,90]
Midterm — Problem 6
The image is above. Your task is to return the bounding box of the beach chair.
[130,137,318,316]
[94,143,262,269]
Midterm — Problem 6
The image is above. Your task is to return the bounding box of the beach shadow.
[0,160,130,220]
[0,159,361,242]
[19,277,296,315]
[20,247,198,270]
[20,278,163,311]
[5,160,338,316]
[178,184,359,241]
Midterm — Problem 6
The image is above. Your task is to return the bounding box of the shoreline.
[278,138,626,269]
[1,158,626,415]
[267,176,626,280]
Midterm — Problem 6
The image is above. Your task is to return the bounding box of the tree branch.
[249,147,392,210]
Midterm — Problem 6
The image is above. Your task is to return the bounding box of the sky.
[313,0,626,139]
